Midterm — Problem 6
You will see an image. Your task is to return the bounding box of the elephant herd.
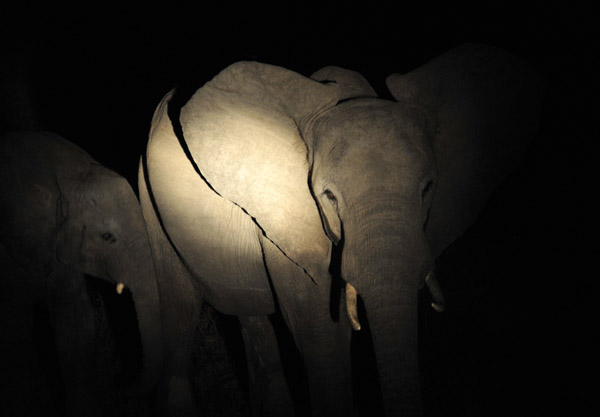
[0,44,541,417]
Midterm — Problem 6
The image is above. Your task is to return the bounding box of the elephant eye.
[102,232,116,243]
[324,190,337,201]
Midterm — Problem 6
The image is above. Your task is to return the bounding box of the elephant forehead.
[80,177,138,215]
[314,101,433,180]
[317,100,429,152]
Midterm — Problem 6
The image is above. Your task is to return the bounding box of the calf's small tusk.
[425,271,445,312]
[345,282,361,331]
[116,282,125,295]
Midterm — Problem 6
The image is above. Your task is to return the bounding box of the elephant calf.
[0,131,162,417]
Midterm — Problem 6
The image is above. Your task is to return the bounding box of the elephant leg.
[49,267,102,417]
[155,257,201,417]
[260,236,354,417]
[160,299,200,417]
[140,164,201,416]
[0,245,56,416]
[0,296,51,416]
[239,314,294,417]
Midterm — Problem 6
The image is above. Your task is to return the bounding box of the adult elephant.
[140,43,541,416]
[0,131,162,417]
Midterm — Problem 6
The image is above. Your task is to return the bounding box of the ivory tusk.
[425,271,445,312]
[345,282,361,331]
[116,282,125,295]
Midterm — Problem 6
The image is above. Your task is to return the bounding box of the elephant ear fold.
[53,186,86,266]
[310,66,378,101]
[180,61,340,283]
[386,43,543,258]
[55,192,68,230]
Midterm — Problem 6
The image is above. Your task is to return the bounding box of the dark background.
[1,1,593,416]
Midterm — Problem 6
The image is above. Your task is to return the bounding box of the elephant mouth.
[84,275,144,386]
[343,271,445,332]
[103,262,127,295]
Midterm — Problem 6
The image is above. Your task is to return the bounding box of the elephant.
[0,130,162,417]
[139,43,541,416]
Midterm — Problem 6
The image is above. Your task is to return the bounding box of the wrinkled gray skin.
[0,131,162,417]
[141,43,541,416]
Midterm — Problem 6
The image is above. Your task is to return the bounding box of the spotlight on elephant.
[0,130,162,417]
[141,43,541,416]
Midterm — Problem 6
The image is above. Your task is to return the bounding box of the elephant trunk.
[361,282,422,416]
[344,206,431,416]
[116,243,163,396]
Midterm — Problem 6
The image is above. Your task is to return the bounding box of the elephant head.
[165,43,540,415]
[0,130,163,395]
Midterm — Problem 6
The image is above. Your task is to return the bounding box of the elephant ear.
[310,66,378,101]
[180,62,341,283]
[54,178,89,267]
[386,43,542,258]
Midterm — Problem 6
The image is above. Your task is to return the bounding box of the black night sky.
[1,2,593,416]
